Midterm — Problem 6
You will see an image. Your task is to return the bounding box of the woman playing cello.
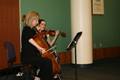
[21,11,54,80]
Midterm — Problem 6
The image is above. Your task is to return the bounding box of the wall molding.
[59,47,120,64]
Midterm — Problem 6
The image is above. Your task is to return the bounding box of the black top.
[21,26,40,64]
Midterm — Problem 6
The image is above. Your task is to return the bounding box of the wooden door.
[0,0,20,69]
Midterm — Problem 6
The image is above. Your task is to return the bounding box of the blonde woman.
[21,11,53,80]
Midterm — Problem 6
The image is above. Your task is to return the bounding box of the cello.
[32,29,66,74]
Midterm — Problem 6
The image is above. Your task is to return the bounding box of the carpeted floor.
[61,58,120,80]
[0,58,120,80]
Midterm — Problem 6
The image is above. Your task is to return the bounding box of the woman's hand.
[55,30,60,36]
[38,47,46,54]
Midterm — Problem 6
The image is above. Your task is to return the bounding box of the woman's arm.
[47,30,60,46]
[28,38,46,54]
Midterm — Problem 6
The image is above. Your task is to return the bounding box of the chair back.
[4,41,16,65]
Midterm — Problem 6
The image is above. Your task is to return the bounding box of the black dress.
[21,26,53,80]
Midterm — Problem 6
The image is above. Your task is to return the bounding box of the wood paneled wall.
[93,47,120,60]
[59,51,71,64]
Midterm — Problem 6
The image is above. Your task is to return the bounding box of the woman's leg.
[39,58,53,80]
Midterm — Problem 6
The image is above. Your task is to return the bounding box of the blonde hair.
[22,11,40,27]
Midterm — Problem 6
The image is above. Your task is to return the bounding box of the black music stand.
[67,32,82,80]
[67,32,82,65]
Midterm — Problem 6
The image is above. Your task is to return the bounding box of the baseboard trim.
[61,63,93,68]
[76,64,93,68]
